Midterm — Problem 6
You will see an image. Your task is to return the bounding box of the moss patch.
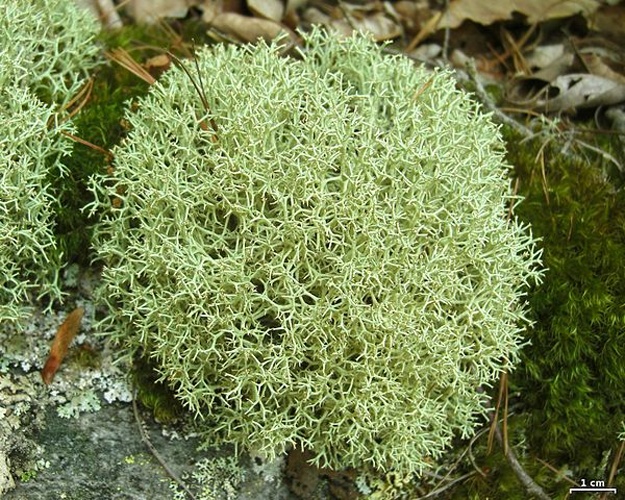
[506,127,625,473]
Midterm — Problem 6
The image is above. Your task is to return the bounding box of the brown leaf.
[440,0,600,29]
[247,0,284,22]
[508,73,625,112]
[540,74,625,111]
[302,4,401,41]
[41,307,85,385]
[209,12,290,42]
[125,0,193,23]
[590,4,625,45]
[75,0,123,29]
[144,54,172,71]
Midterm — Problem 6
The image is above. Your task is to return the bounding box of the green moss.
[425,411,593,498]
[132,356,184,424]
[52,59,149,264]
[67,344,102,370]
[504,127,625,472]
[52,25,191,264]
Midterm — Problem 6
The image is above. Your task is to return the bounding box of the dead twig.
[606,440,624,495]
[484,372,551,499]
[46,78,94,130]
[60,130,113,161]
[441,0,450,62]
[491,416,552,500]
[166,50,219,137]
[462,59,534,139]
[535,457,579,487]
[62,78,94,123]
[488,372,509,455]
[132,390,197,500]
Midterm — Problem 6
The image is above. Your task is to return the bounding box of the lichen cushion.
[89,30,542,474]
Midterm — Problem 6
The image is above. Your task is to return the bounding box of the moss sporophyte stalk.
[87,29,543,474]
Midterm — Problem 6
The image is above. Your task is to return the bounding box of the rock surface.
[0,266,307,500]
[3,398,297,500]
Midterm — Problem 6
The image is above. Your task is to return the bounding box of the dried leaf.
[349,11,401,41]
[125,0,195,23]
[394,0,434,34]
[247,0,284,22]
[528,50,575,82]
[145,54,171,70]
[41,307,85,385]
[209,12,289,42]
[509,73,625,112]
[144,53,173,78]
[75,0,123,29]
[525,44,567,72]
[302,4,401,41]
[284,0,304,14]
[440,0,600,29]
[590,4,625,44]
[581,52,625,85]
[541,74,625,111]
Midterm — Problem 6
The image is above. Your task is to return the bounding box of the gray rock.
[4,400,297,500]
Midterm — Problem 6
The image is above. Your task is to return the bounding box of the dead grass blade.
[105,47,156,85]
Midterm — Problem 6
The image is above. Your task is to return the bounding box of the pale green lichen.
[0,86,72,324]
[170,456,245,500]
[89,29,542,474]
[0,0,101,326]
[55,386,102,419]
[0,0,101,105]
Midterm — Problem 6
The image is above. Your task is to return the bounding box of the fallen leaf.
[125,0,196,23]
[42,307,85,385]
[209,12,291,42]
[544,74,625,111]
[302,4,401,41]
[508,73,625,112]
[394,0,434,34]
[439,0,600,29]
[583,53,625,84]
[144,54,173,78]
[589,4,625,44]
[525,44,567,72]
[247,0,284,22]
[75,0,123,29]
[284,0,304,14]
[144,54,171,70]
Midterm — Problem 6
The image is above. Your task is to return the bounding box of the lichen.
[170,456,245,500]
[0,0,101,105]
[88,29,542,475]
[0,0,102,326]
[0,86,72,324]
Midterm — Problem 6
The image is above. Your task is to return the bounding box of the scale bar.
[569,487,617,493]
